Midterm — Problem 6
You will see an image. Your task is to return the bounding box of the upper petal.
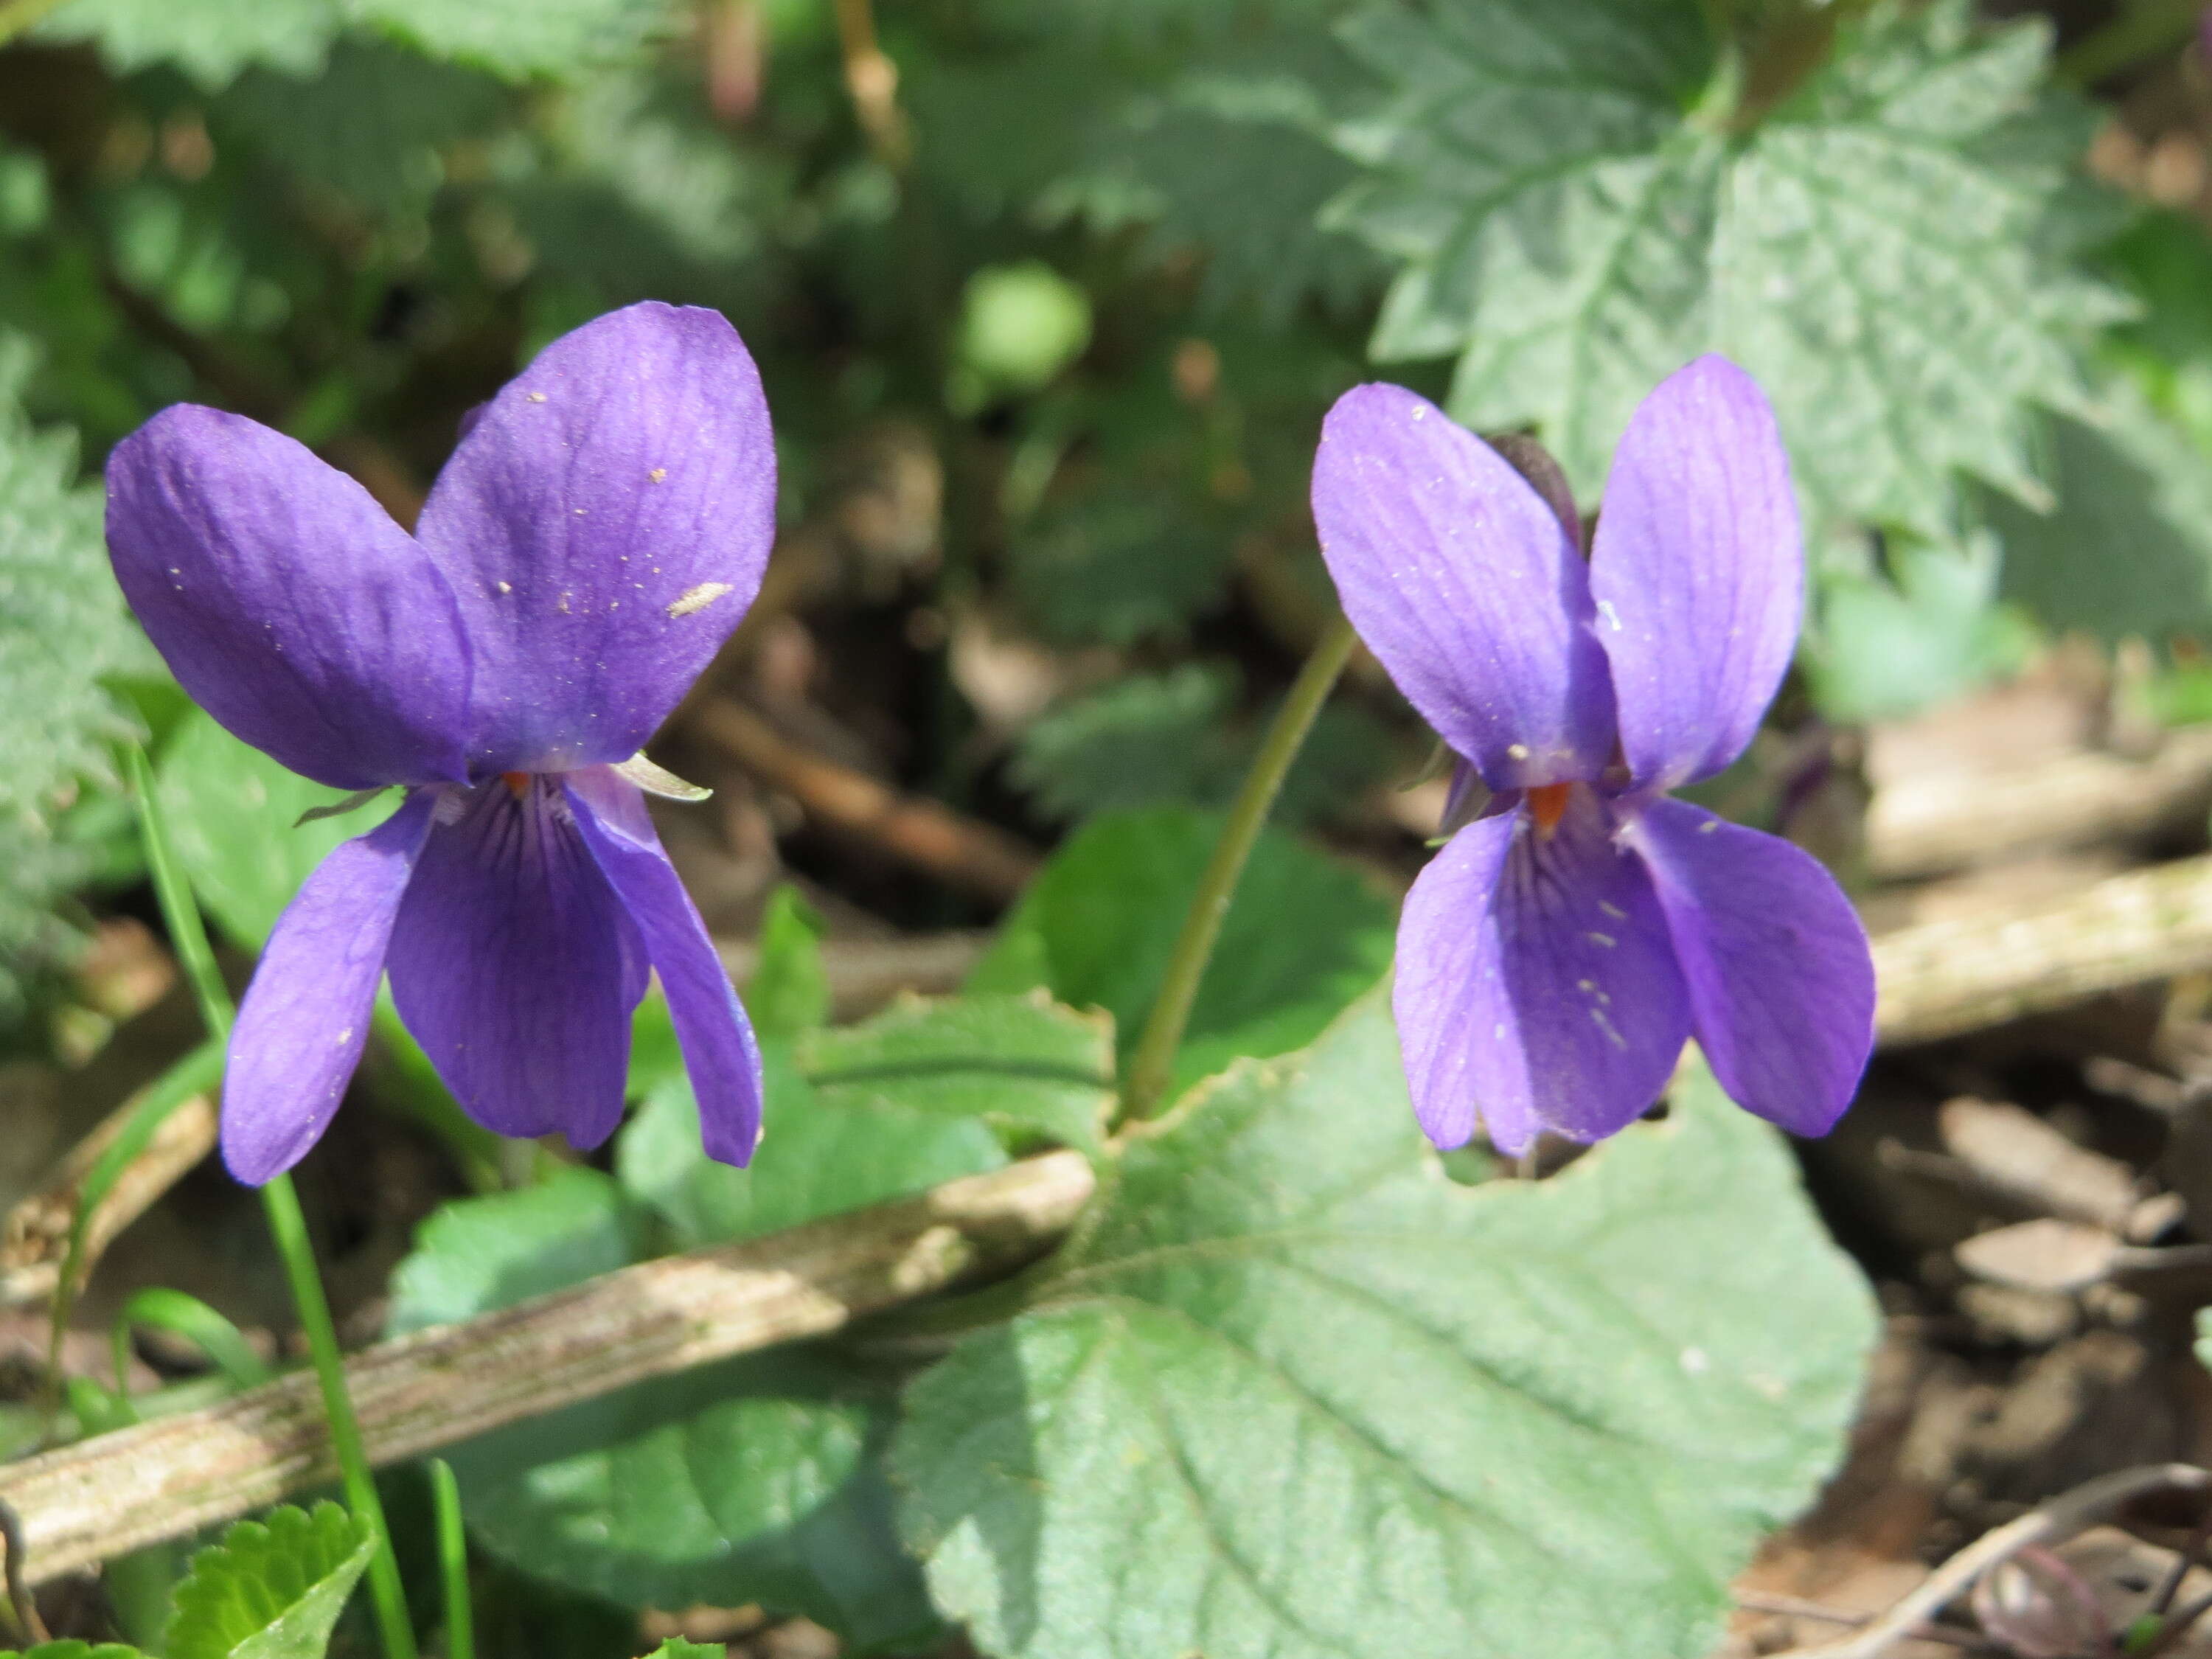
[1312,383,1617,791]
[222,790,438,1183]
[385,777,647,1148]
[1394,790,1690,1156]
[1587,356,1802,790]
[415,302,778,776]
[107,407,472,790]
[1619,798,1873,1137]
[567,766,764,1166]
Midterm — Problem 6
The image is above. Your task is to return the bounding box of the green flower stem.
[125,745,419,1659]
[1119,615,1359,1121]
[428,1459,473,1659]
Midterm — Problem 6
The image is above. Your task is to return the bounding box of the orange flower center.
[501,771,531,799]
[1528,781,1573,836]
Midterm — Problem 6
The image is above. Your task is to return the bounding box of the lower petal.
[567,767,764,1166]
[385,777,646,1148]
[1395,793,1691,1156]
[223,791,437,1183]
[1619,797,1874,1137]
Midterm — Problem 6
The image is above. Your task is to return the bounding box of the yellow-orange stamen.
[501,771,531,799]
[1528,782,1573,836]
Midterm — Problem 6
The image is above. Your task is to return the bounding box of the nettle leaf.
[1335,0,2125,536]
[352,0,665,80]
[970,807,1395,1096]
[0,335,150,1006]
[911,1,1378,319]
[502,67,788,315]
[1007,490,1235,647]
[1012,666,1241,821]
[37,0,341,89]
[797,992,1115,1157]
[213,36,512,214]
[894,994,1877,1659]
[165,1503,376,1659]
[1012,667,1399,827]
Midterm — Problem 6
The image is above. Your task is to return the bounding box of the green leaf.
[37,0,340,89]
[387,1166,644,1333]
[0,334,150,1009]
[1985,371,2212,650]
[749,886,831,1043]
[1806,528,2031,720]
[797,992,1114,1156]
[645,1644,726,1659]
[1335,0,2126,538]
[155,707,389,951]
[165,1503,376,1659]
[968,807,1394,1096]
[389,1049,1002,1643]
[0,1644,147,1659]
[894,993,1878,1659]
[617,1046,1007,1251]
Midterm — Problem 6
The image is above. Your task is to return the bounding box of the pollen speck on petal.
[649,468,667,483]
[667,581,734,619]
[526,392,547,403]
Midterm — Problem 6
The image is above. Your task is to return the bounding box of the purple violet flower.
[1312,355,1876,1155]
[105,302,776,1183]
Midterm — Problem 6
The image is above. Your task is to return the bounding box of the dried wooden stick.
[1865,728,2212,883]
[1762,1463,2212,1659]
[692,698,1040,903]
[0,1091,218,1310]
[0,1151,1093,1585]
[1871,852,2212,1046]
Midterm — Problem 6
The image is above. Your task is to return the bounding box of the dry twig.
[1865,728,2212,881]
[692,699,1040,903]
[1762,1464,2212,1659]
[0,1152,1093,1584]
[0,1089,218,1310]
[1870,854,2212,1044]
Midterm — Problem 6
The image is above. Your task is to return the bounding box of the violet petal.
[568,766,764,1166]
[1394,790,1691,1155]
[385,778,647,1148]
[222,790,438,1183]
[1588,355,1802,790]
[106,407,472,791]
[416,302,778,776]
[1312,383,1618,790]
[1620,797,1874,1136]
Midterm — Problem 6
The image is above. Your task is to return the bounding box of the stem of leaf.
[428,1459,474,1659]
[2057,0,2201,86]
[1119,615,1359,1121]
[125,745,419,1659]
